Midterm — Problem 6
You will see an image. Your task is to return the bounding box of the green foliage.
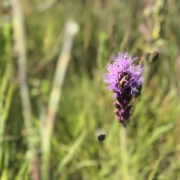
[0,0,180,179]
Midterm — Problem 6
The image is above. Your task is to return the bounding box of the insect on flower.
[104,52,143,125]
[118,73,129,88]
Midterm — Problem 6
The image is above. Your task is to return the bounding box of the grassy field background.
[0,0,180,179]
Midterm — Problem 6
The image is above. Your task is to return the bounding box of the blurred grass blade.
[74,160,98,169]
[41,20,79,180]
[142,123,174,149]
[55,131,87,177]
[15,161,29,180]
[0,65,14,170]
[11,0,39,179]
[148,156,162,180]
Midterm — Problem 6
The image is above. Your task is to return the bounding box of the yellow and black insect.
[118,74,129,88]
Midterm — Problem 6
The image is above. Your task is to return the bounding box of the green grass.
[0,0,180,179]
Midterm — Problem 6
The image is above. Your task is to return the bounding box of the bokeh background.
[0,0,180,179]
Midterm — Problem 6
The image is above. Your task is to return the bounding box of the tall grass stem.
[41,20,79,180]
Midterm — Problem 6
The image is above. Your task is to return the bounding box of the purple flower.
[104,52,143,95]
[104,52,143,126]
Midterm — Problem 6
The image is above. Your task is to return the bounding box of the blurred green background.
[0,0,180,179]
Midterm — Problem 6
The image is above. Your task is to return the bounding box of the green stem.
[120,127,129,180]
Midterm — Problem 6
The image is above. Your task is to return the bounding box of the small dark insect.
[97,134,106,141]
[149,51,159,62]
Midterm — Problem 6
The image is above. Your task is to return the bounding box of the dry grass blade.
[41,20,79,180]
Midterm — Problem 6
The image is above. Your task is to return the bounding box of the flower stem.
[120,127,129,180]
